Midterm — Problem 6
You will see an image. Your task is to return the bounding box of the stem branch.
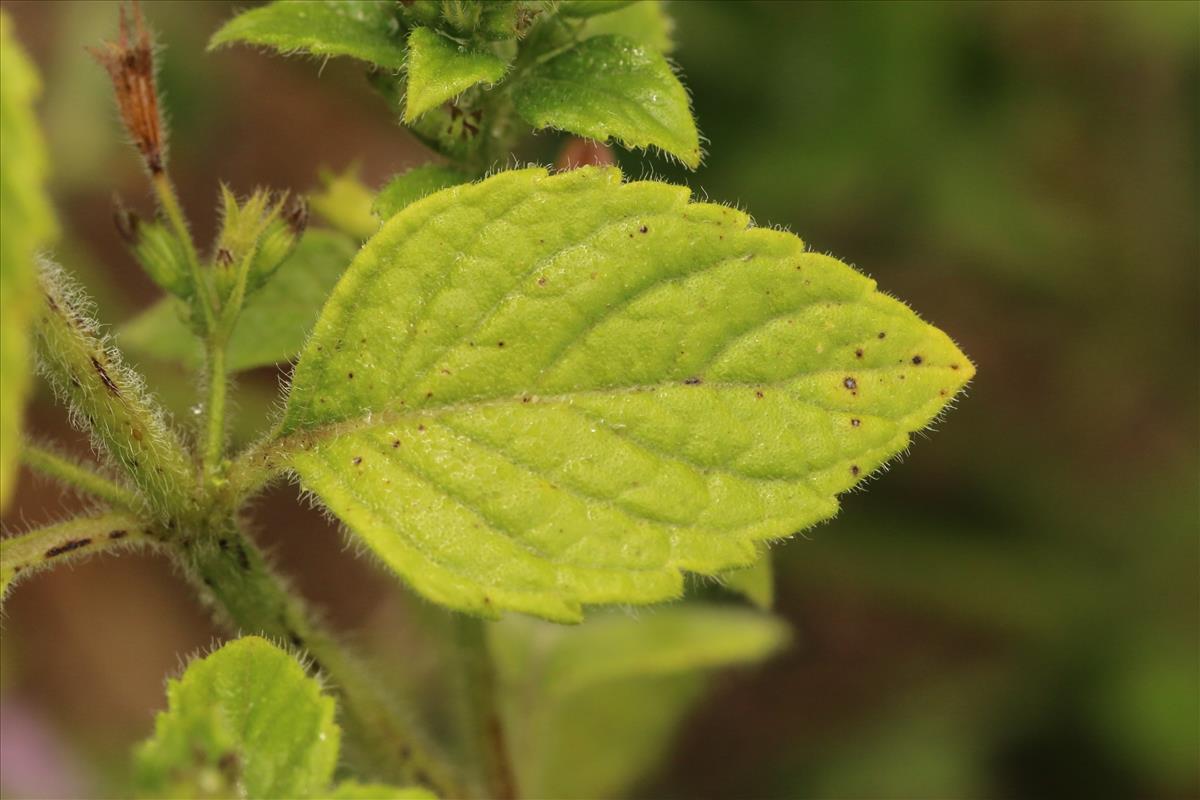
[1,512,152,594]
[454,615,518,800]
[201,340,228,484]
[21,444,143,512]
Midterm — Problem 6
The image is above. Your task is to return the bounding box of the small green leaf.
[560,1,637,18]
[374,165,470,221]
[582,0,674,53]
[513,35,698,166]
[275,166,974,622]
[404,27,508,122]
[135,637,338,800]
[493,605,788,798]
[0,13,57,510]
[210,0,407,71]
[121,230,358,373]
[329,782,437,800]
[722,549,774,609]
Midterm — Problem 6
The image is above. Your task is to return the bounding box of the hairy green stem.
[201,341,228,485]
[181,520,463,799]
[454,615,518,800]
[21,444,143,512]
[33,266,197,519]
[1,512,152,595]
[151,172,215,330]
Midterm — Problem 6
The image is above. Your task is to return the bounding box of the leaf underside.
[280,166,974,622]
[513,35,699,167]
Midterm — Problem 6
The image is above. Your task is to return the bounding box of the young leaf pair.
[210,0,699,170]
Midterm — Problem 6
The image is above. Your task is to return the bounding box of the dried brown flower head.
[89,2,165,174]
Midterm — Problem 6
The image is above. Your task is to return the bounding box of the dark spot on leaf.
[755,390,765,399]
[418,424,426,432]
[684,376,702,385]
[497,341,505,348]
[425,391,434,399]
[109,530,128,540]
[855,348,864,359]
[912,355,923,365]
[851,465,860,476]
[843,377,857,390]
[850,418,861,427]
[537,276,547,286]
[951,363,960,370]
[352,456,362,466]
[347,372,354,379]
[639,225,649,233]
[878,332,886,339]
[392,439,401,448]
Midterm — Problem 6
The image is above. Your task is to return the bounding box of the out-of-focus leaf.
[209,0,407,70]
[121,230,358,372]
[0,13,57,510]
[134,637,339,799]
[403,27,507,122]
[582,0,673,52]
[309,167,379,241]
[560,1,637,19]
[373,164,470,220]
[722,550,774,609]
[513,35,698,166]
[328,782,436,799]
[275,166,973,622]
[493,605,790,799]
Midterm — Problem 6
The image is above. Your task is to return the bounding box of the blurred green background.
[1,1,1197,798]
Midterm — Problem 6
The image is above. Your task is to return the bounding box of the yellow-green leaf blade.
[210,0,407,70]
[404,27,508,122]
[0,12,57,509]
[281,166,974,622]
[134,637,339,800]
[513,35,699,166]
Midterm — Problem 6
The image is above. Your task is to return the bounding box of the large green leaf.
[276,166,973,622]
[121,230,358,372]
[0,13,57,509]
[134,637,339,799]
[513,35,698,167]
[492,605,789,798]
[210,0,407,71]
[403,27,508,122]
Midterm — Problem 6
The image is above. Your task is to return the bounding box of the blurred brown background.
[1,1,1197,798]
